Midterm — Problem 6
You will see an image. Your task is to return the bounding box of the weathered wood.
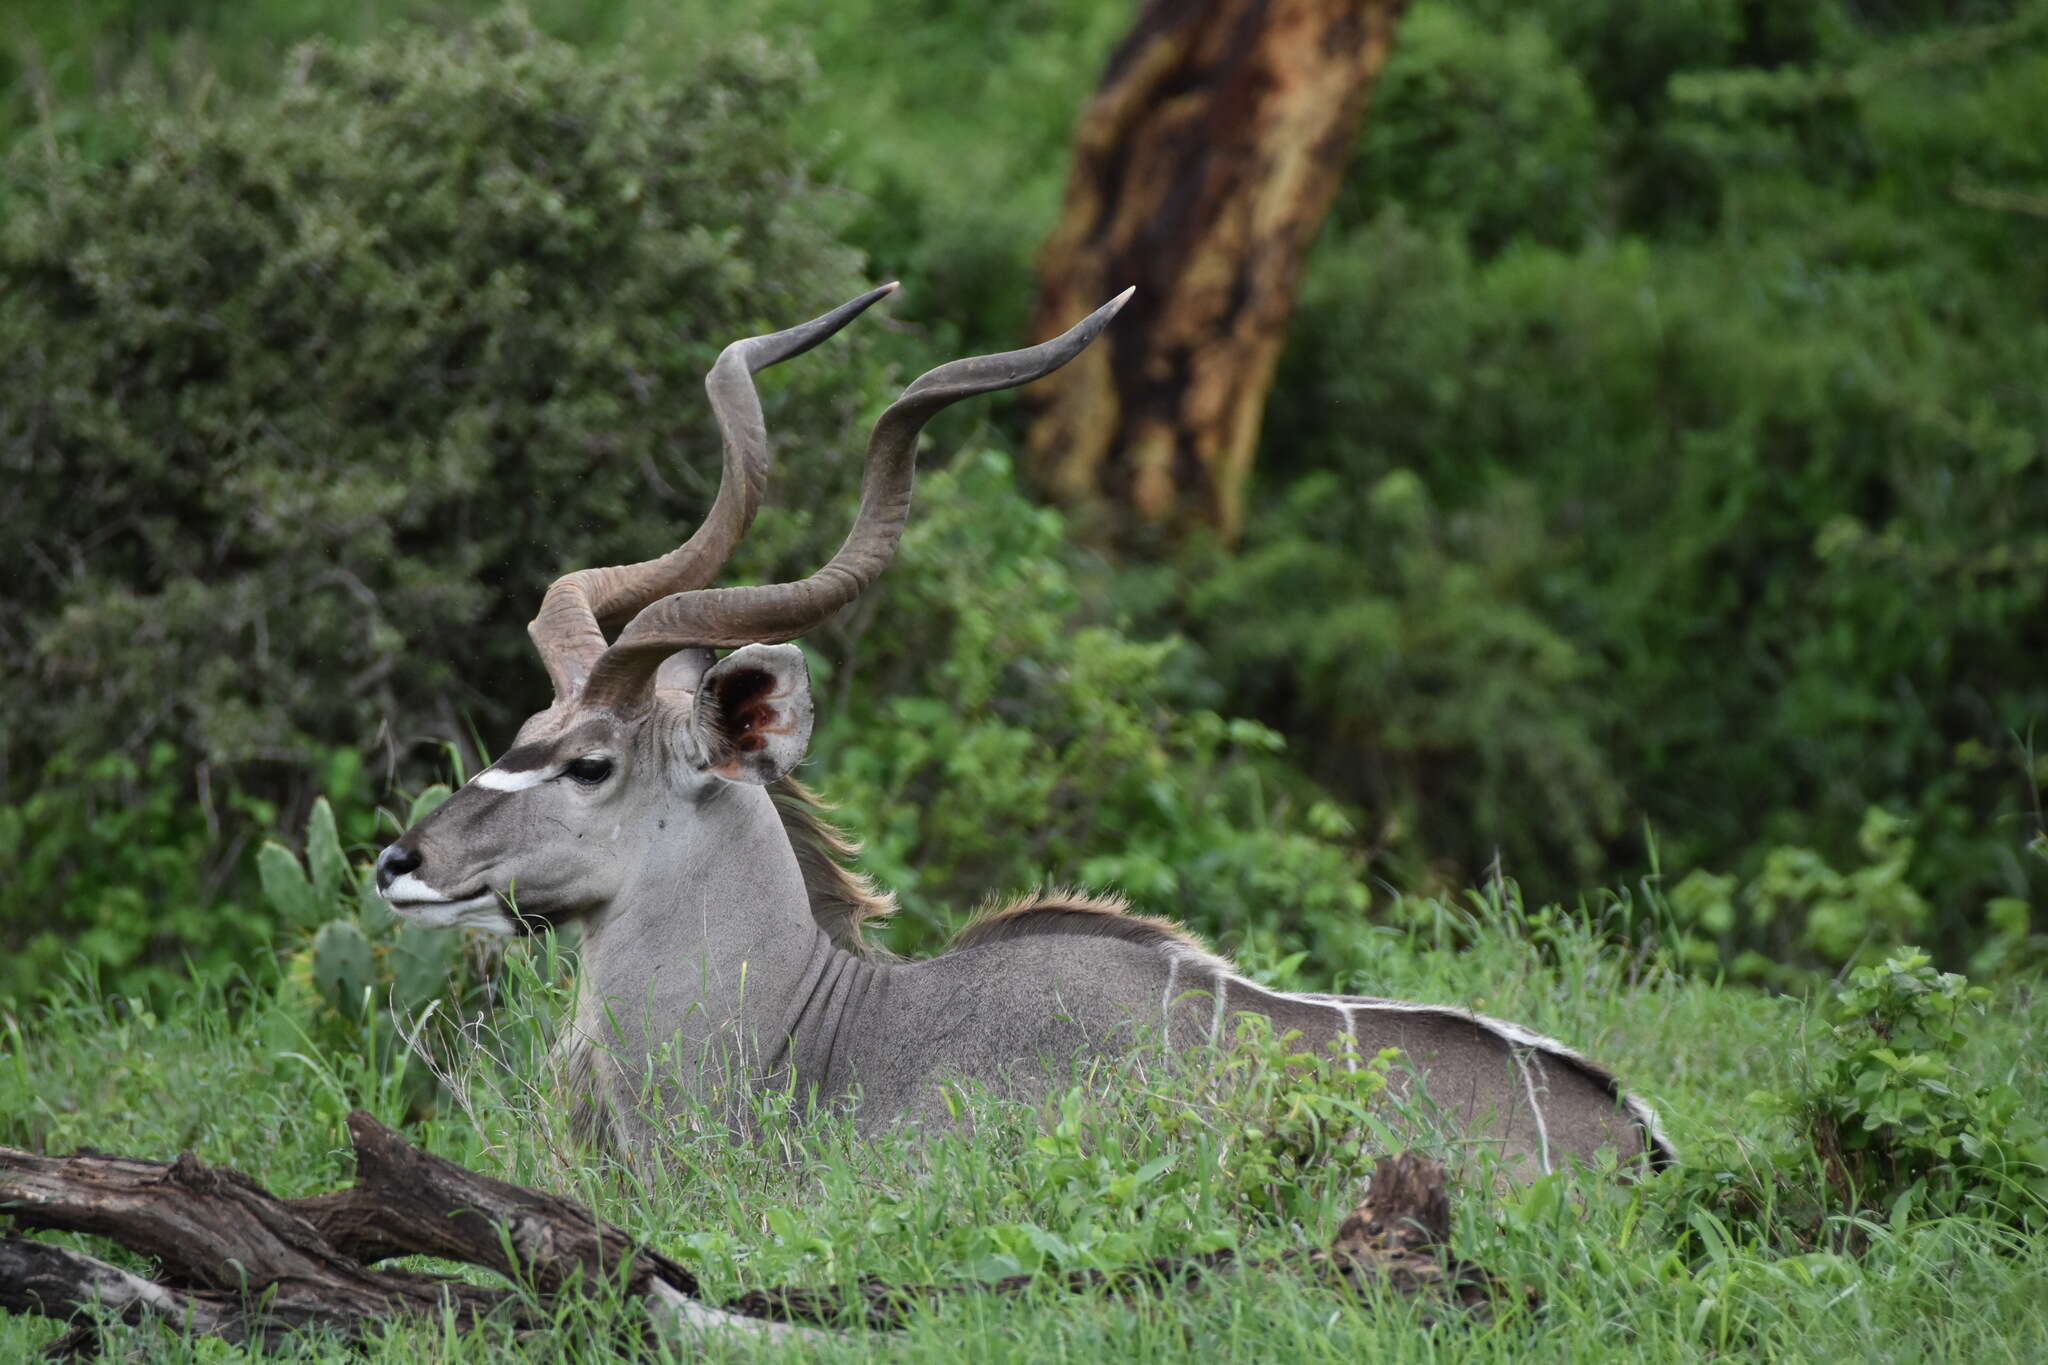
[2,1115,1500,1355]
[0,1112,809,1354]
[291,1111,698,1300]
[0,1139,513,1338]
[0,1236,257,1358]
[1026,0,1408,545]
[1318,1153,1508,1321]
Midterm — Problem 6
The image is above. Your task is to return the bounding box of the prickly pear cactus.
[259,791,495,1117]
[311,918,375,1019]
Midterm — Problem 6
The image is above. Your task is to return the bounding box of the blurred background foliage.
[2,0,2043,1004]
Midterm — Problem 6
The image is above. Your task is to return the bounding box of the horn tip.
[1109,285,1136,311]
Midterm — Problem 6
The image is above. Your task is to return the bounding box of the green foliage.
[0,5,873,776]
[1666,807,1932,980]
[1194,465,1625,888]
[8,0,2046,994]
[1765,949,2048,1228]
[0,743,381,1007]
[813,450,1373,952]
[0,7,886,986]
[1146,1017,1398,1222]
[1342,5,1603,256]
[9,887,2048,1359]
[1230,1,2048,955]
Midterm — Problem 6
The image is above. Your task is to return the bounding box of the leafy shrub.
[257,789,497,1117]
[1464,0,1747,117]
[812,450,1375,953]
[1193,462,1625,889]
[1666,808,1931,981]
[0,743,379,1007]
[0,8,884,979]
[1339,5,1604,256]
[1237,0,2048,950]
[1145,1017,1398,1222]
[1766,949,2047,1229]
[909,1022,1396,1277]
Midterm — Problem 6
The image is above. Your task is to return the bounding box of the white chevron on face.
[472,766,548,792]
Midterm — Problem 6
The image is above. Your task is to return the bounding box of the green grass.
[5,905,2044,1361]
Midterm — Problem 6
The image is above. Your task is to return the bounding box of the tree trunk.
[1026,0,1406,546]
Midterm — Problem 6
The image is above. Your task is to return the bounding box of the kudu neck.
[571,782,861,1120]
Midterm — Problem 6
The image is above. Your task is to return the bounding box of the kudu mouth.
[374,841,513,930]
[380,876,520,934]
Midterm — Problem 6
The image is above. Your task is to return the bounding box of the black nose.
[375,843,423,891]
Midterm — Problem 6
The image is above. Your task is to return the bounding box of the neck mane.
[769,777,898,959]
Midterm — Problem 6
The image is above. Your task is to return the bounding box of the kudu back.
[378,286,1673,1181]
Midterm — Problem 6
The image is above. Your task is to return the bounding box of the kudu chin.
[379,285,1674,1181]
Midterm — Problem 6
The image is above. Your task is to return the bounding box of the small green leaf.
[257,842,320,928]
[408,784,452,826]
[391,925,457,1012]
[311,920,375,1019]
[357,867,395,935]
[306,797,345,907]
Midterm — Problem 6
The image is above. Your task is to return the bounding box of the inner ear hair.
[700,659,800,777]
[701,663,779,759]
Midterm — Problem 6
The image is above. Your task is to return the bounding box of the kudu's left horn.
[527,284,900,702]
[575,287,1133,714]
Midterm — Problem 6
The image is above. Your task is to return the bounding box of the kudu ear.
[688,643,814,785]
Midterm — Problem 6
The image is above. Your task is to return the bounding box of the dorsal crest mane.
[950,889,1217,958]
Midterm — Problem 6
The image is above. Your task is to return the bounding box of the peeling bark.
[1027,0,1407,545]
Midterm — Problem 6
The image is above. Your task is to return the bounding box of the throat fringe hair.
[769,777,900,959]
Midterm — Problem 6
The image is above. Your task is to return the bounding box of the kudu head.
[375,285,1129,933]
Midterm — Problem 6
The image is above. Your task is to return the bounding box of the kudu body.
[379,288,1672,1180]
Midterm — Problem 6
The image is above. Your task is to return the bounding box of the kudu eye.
[564,756,614,786]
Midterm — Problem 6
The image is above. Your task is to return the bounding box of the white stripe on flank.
[472,766,548,792]
[1209,972,1228,1042]
[1319,999,1352,1066]
[1512,1048,1555,1175]
[1162,956,1178,1048]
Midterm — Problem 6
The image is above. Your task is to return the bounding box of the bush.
[1224,0,2048,957]
[1768,949,2047,1229]
[1338,5,1604,256]
[256,789,502,1118]
[3,9,878,777]
[812,450,1376,954]
[0,745,270,1006]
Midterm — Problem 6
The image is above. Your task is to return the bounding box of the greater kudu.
[376,287,1673,1180]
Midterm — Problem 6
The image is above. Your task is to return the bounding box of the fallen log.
[1,1110,1503,1355]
